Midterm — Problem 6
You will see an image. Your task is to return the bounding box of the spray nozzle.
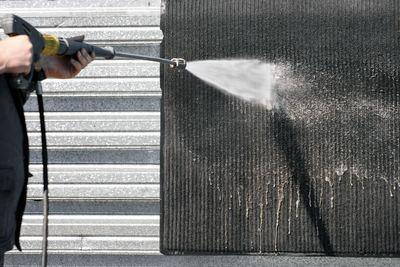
[170,58,186,70]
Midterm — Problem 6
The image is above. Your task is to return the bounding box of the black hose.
[36,82,49,267]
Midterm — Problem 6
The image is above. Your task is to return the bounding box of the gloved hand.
[39,35,95,79]
[0,35,33,75]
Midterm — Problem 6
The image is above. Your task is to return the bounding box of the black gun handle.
[57,39,115,59]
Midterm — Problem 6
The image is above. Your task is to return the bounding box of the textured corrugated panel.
[0,0,163,262]
[160,0,400,256]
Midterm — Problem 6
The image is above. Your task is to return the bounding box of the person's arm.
[0,35,32,75]
[0,35,94,79]
[40,48,95,79]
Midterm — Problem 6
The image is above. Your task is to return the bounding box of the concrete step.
[24,94,160,112]
[41,78,160,94]
[29,147,159,164]
[0,27,163,43]
[75,61,159,78]
[27,164,160,200]
[15,236,159,252]
[0,0,161,9]
[28,164,159,184]
[0,8,160,27]
[28,132,159,147]
[25,112,160,132]
[24,199,160,215]
[20,215,159,236]
[27,184,159,200]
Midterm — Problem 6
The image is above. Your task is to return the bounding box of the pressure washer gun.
[0,14,186,90]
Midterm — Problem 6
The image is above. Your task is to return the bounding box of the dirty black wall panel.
[161,0,400,255]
